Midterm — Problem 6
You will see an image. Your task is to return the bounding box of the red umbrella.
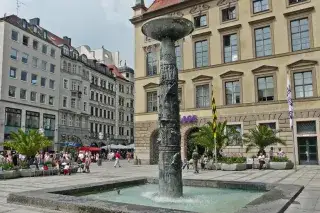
[78,147,101,152]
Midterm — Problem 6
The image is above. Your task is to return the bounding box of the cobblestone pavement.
[0,161,320,213]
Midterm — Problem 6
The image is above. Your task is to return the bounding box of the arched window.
[62,61,67,70]
[67,63,71,72]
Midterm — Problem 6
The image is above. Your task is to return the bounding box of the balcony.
[90,83,116,95]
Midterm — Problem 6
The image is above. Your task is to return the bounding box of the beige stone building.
[131,0,320,165]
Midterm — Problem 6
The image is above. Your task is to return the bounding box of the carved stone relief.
[189,4,210,14]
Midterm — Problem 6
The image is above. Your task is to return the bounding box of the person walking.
[269,147,274,160]
[114,151,121,168]
[192,149,199,174]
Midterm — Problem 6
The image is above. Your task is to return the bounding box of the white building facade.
[0,16,61,150]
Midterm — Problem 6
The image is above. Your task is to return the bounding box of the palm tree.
[191,121,239,159]
[4,129,52,159]
[243,125,286,153]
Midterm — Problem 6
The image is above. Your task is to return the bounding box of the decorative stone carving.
[142,16,194,198]
[143,44,159,53]
[190,4,210,14]
[217,0,238,6]
[169,11,184,17]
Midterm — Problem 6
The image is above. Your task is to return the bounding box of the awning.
[78,147,101,152]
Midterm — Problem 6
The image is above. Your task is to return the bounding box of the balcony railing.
[90,83,116,95]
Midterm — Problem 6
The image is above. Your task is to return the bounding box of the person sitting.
[63,163,71,175]
[258,152,265,170]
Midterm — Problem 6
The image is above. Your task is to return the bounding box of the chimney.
[29,18,40,26]
[63,36,72,46]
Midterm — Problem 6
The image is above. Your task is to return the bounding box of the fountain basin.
[7,177,303,213]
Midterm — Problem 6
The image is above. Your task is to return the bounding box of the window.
[69,115,73,126]
[226,124,242,146]
[100,94,103,102]
[222,6,236,22]
[95,108,98,116]
[96,93,99,101]
[11,30,18,41]
[63,79,69,89]
[104,110,106,118]
[30,91,36,102]
[253,0,269,13]
[49,96,54,105]
[67,63,71,72]
[42,45,47,54]
[259,122,276,131]
[72,81,77,91]
[31,74,37,85]
[72,64,77,73]
[33,40,38,50]
[21,53,28,63]
[196,84,209,108]
[49,80,55,89]
[5,108,21,128]
[9,67,16,78]
[61,114,66,125]
[111,112,114,120]
[26,111,39,129]
[63,97,67,107]
[175,45,182,71]
[146,52,158,76]
[32,57,38,67]
[290,18,310,51]
[10,48,18,60]
[289,0,307,5]
[223,34,238,63]
[100,109,103,117]
[257,76,274,101]
[41,60,47,71]
[225,81,240,105]
[91,91,94,100]
[43,114,55,131]
[50,64,55,73]
[20,89,26,100]
[21,71,27,81]
[41,77,46,87]
[126,73,129,78]
[147,91,158,112]
[111,98,114,106]
[194,15,207,28]
[294,71,313,98]
[255,26,272,57]
[195,40,209,68]
[75,116,80,127]
[50,49,56,58]
[40,94,46,104]
[84,102,87,111]
[8,86,16,97]
[71,98,76,108]
[84,86,88,95]
[22,35,29,46]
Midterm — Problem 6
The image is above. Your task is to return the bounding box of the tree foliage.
[243,125,286,153]
[191,121,240,159]
[4,129,52,158]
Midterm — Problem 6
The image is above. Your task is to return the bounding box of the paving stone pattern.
[1,162,320,213]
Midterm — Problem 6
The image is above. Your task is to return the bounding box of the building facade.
[0,16,61,150]
[131,0,320,165]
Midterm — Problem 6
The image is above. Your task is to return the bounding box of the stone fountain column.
[142,16,194,198]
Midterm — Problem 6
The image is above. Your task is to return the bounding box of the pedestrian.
[85,155,91,173]
[269,147,274,160]
[182,158,189,170]
[114,151,121,168]
[192,149,199,174]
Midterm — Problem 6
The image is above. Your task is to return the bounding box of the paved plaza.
[1,161,320,213]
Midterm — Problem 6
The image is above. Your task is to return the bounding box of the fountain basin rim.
[7,177,304,213]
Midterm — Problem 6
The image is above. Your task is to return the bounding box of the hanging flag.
[286,72,294,129]
[211,90,217,138]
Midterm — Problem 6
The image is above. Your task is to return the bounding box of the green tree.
[4,129,52,158]
[191,121,240,159]
[243,125,286,153]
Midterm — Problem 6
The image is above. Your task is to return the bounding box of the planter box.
[221,163,246,171]
[206,160,221,170]
[20,169,35,177]
[269,161,294,170]
[0,170,20,179]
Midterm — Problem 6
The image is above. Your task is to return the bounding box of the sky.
[0,0,154,67]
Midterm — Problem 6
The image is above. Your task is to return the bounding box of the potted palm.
[243,125,287,169]
[221,156,247,171]
[191,121,239,170]
[4,129,52,177]
[269,156,294,170]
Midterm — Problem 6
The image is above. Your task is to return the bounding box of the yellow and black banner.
[211,90,217,139]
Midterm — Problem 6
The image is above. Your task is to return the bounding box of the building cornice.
[130,0,213,25]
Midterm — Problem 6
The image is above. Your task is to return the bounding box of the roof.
[108,64,128,81]
[147,0,181,12]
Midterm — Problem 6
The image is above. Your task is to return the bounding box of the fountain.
[141,16,194,198]
[6,16,304,213]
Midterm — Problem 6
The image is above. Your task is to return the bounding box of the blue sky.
[1,0,154,67]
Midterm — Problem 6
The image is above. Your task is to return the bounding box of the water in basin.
[83,184,264,213]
